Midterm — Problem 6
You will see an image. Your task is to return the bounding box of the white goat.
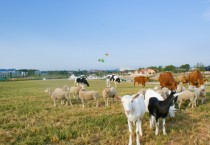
[79,89,100,108]
[102,87,117,106]
[116,93,146,145]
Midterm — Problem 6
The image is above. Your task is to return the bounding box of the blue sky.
[0,0,210,70]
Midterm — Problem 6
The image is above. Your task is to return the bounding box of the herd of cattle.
[45,70,208,145]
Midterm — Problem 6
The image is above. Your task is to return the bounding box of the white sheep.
[155,89,168,100]
[192,85,206,104]
[48,89,73,107]
[69,86,83,100]
[176,90,196,109]
[52,85,71,105]
[154,86,170,100]
[176,83,186,93]
[79,89,100,108]
[154,85,161,91]
[102,87,117,106]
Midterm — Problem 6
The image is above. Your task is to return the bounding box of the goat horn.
[132,94,139,100]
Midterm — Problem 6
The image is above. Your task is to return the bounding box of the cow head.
[84,80,89,87]
[116,78,121,83]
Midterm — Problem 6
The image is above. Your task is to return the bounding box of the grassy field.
[0,79,209,145]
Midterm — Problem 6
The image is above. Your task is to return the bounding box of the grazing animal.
[106,74,121,87]
[116,93,146,145]
[175,90,197,109]
[188,70,204,87]
[159,72,177,91]
[190,85,206,104]
[102,87,117,106]
[180,75,189,84]
[134,76,149,88]
[148,91,180,135]
[154,86,170,100]
[144,89,177,129]
[74,77,89,87]
[69,86,83,100]
[48,89,73,107]
[176,83,186,93]
[79,89,99,108]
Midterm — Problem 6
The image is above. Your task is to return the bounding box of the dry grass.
[0,79,209,145]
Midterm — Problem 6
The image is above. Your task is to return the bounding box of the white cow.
[106,74,121,87]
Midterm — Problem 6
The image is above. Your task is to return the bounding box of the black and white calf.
[148,91,181,135]
[106,74,121,87]
[74,77,89,87]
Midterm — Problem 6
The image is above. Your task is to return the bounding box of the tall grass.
[0,80,209,144]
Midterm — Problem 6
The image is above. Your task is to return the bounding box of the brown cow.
[159,72,177,90]
[134,76,149,88]
[188,70,204,87]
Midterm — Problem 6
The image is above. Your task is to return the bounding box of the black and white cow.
[74,77,89,87]
[106,74,121,87]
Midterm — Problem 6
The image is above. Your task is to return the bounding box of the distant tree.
[138,67,143,70]
[157,66,163,72]
[164,65,176,72]
[180,64,190,72]
[27,69,36,76]
[147,66,158,70]
[195,62,205,71]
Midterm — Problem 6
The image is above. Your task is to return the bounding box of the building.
[0,69,20,79]
[131,68,156,76]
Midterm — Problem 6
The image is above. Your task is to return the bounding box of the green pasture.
[0,80,209,144]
